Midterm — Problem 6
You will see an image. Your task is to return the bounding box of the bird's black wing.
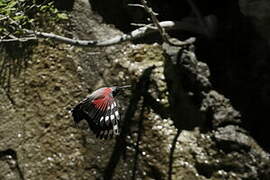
[71,97,92,124]
[72,97,120,139]
[98,99,119,139]
[106,100,120,136]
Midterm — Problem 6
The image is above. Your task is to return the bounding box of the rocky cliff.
[1,0,270,179]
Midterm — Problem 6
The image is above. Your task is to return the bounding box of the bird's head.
[111,85,132,97]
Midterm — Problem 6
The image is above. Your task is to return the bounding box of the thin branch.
[0,14,23,29]
[0,16,8,21]
[168,129,181,180]
[128,4,145,9]
[130,23,152,28]
[131,98,146,180]
[22,21,195,46]
[1,11,196,46]
[0,36,37,43]
[140,0,194,46]
[103,66,155,180]
[140,0,168,40]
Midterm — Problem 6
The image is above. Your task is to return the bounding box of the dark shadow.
[53,0,75,11]
[168,129,181,180]
[131,99,146,180]
[195,0,270,152]
[0,148,25,180]
[88,0,133,32]
[0,42,35,104]
[103,66,155,180]
[144,92,170,119]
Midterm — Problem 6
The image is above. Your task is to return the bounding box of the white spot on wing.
[110,114,115,120]
[115,110,120,119]
[113,124,119,135]
[105,115,110,126]
[100,116,104,122]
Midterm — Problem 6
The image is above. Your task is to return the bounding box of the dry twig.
[139,0,195,46]
[1,21,196,46]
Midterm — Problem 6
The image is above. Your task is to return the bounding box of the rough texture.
[111,40,270,179]
[1,0,270,180]
[0,42,92,179]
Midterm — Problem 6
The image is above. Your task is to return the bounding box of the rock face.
[0,43,91,179]
[89,0,270,151]
[1,0,270,180]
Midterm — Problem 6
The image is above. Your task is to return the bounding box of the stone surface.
[1,0,270,179]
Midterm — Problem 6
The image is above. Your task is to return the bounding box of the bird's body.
[71,86,130,139]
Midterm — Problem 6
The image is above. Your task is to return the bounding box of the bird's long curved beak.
[118,85,132,89]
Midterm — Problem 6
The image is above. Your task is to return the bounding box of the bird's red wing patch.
[72,87,126,139]
[92,96,109,110]
[90,97,109,123]
[77,92,120,138]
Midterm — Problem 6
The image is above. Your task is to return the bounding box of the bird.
[71,85,131,139]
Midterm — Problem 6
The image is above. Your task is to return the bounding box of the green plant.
[0,0,68,39]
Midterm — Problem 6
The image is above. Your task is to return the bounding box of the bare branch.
[130,23,150,27]
[0,37,37,43]
[1,12,196,47]
[139,0,194,46]
[0,20,197,46]
[128,4,145,9]
[21,21,195,46]
[140,0,170,41]
[0,32,36,43]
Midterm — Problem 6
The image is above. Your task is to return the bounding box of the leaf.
[13,15,26,21]
[7,1,17,8]
[57,13,68,20]
[0,1,7,7]
[40,5,48,11]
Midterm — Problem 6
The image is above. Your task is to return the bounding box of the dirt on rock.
[1,0,270,180]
